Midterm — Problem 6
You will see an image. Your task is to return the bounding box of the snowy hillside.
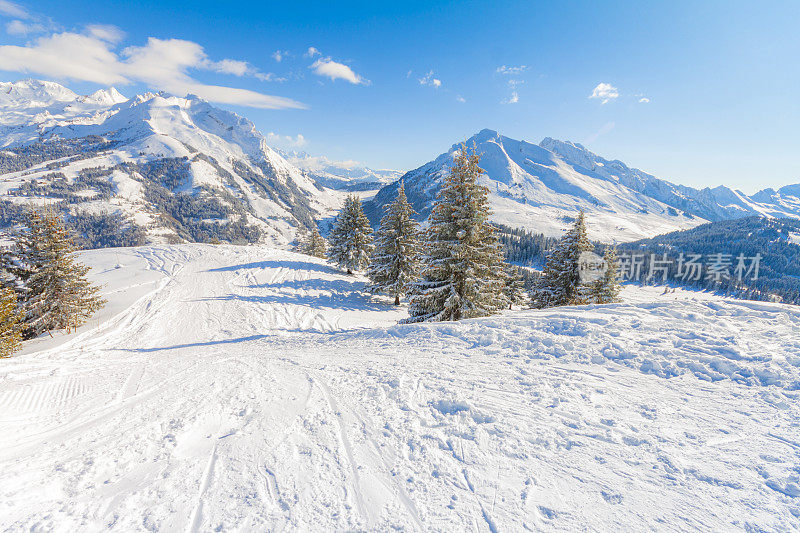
[1,244,798,531]
[0,79,341,246]
[366,130,800,243]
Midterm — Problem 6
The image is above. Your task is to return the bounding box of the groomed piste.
[1,244,798,531]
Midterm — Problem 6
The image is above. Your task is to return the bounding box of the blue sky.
[0,0,798,192]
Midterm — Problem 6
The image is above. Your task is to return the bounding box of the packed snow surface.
[1,244,799,531]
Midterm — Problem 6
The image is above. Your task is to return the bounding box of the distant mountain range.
[539,137,800,222]
[365,129,800,242]
[1,80,798,246]
[279,150,400,191]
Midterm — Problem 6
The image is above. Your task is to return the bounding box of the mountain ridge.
[365,129,800,242]
[2,80,798,246]
[0,78,336,245]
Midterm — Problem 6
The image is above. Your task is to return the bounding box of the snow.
[1,244,798,531]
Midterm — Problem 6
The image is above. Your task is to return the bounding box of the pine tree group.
[1,208,105,340]
[405,145,508,322]
[367,182,420,305]
[531,210,594,308]
[502,263,528,309]
[297,226,327,258]
[590,246,622,304]
[0,286,22,358]
[327,195,374,274]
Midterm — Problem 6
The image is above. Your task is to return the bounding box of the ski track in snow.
[0,244,799,531]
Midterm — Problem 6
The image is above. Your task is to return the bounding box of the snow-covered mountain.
[280,150,401,191]
[365,129,800,243]
[0,79,339,245]
[4,81,798,247]
[539,137,800,222]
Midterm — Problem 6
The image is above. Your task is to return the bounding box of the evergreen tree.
[502,263,528,309]
[298,226,327,258]
[590,246,622,304]
[367,182,420,305]
[405,145,508,322]
[0,286,22,358]
[327,195,374,274]
[4,208,105,338]
[531,210,593,308]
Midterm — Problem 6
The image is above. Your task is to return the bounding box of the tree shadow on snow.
[115,334,273,352]
[206,260,340,276]
[202,278,392,313]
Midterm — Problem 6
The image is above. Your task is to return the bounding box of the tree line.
[297,145,621,322]
[0,208,105,358]
[617,216,800,304]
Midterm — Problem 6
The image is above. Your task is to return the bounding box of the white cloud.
[255,72,286,82]
[207,58,250,76]
[272,50,290,62]
[639,97,650,103]
[0,31,127,84]
[589,82,619,104]
[309,56,367,85]
[496,65,528,76]
[86,24,125,43]
[305,46,320,58]
[5,19,44,36]
[206,57,283,82]
[265,132,307,149]
[0,0,28,19]
[456,95,466,103]
[0,30,305,109]
[501,79,523,103]
[418,70,441,88]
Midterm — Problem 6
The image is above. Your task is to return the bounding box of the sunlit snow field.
[1,244,798,531]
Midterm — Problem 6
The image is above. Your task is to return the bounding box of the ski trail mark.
[185,441,218,533]
[117,360,147,402]
[313,377,369,524]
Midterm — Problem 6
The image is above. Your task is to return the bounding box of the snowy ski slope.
[1,244,799,531]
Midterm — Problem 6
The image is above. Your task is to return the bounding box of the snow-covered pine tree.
[0,286,22,358]
[2,210,45,332]
[367,181,420,305]
[7,208,105,338]
[502,263,528,309]
[327,195,374,274]
[298,226,327,258]
[531,210,593,308]
[590,246,622,304]
[405,144,508,322]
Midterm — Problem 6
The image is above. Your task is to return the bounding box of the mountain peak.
[83,87,128,106]
[540,137,588,153]
[470,128,500,142]
[0,78,78,108]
